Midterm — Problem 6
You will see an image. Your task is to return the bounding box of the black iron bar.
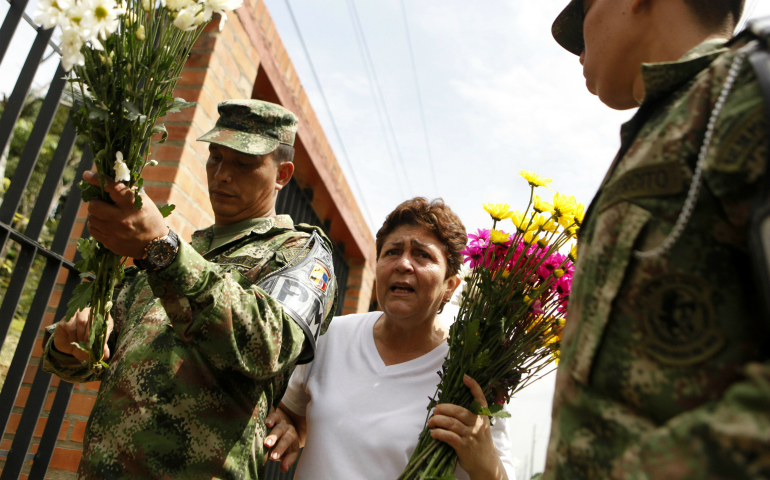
[27,381,74,480]
[1,0,63,55]
[0,222,80,271]
[0,264,82,480]
[0,244,35,351]
[0,144,92,439]
[0,0,31,66]
[24,113,78,241]
[0,62,67,228]
[0,26,54,163]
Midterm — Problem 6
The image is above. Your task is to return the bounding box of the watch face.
[147,240,177,268]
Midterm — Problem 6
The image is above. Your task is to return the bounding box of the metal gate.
[0,0,347,477]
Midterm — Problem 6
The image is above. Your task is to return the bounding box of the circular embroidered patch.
[640,274,725,366]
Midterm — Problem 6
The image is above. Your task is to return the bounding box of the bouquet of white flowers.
[34,0,241,373]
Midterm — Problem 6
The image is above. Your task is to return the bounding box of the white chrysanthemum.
[202,0,242,30]
[166,0,193,11]
[114,151,131,182]
[34,0,71,29]
[63,1,92,30]
[81,0,124,40]
[60,27,86,71]
[173,4,202,31]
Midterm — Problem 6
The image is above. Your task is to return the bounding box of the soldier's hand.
[83,170,168,259]
[53,308,114,361]
[264,406,301,473]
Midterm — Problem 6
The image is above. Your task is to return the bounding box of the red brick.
[193,34,218,51]
[49,447,82,471]
[23,365,37,384]
[42,391,55,410]
[177,69,209,87]
[70,421,88,443]
[32,338,44,357]
[184,50,215,69]
[66,393,96,417]
[0,438,12,450]
[84,381,100,391]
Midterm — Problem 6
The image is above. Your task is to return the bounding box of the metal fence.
[0,0,347,477]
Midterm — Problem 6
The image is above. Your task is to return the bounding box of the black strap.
[745,16,770,316]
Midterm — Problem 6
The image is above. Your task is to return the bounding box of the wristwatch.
[134,229,180,272]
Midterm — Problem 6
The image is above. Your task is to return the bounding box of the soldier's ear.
[275,161,294,191]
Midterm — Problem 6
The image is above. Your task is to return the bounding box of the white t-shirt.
[282,312,516,480]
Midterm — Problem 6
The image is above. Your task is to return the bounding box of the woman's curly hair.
[375,197,467,278]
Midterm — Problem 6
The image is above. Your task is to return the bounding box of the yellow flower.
[568,244,578,263]
[511,210,536,234]
[502,269,512,279]
[523,295,533,305]
[489,229,510,245]
[558,214,575,229]
[519,170,553,189]
[552,349,561,365]
[532,213,557,233]
[483,203,513,222]
[574,203,585,227]
[552,192,577,218]
[533,195,554,214]
[554,268,565,278]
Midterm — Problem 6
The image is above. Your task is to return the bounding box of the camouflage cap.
[198,100,298,156]
[552,0,584,56]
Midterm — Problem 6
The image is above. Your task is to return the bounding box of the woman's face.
[376,224,459,324]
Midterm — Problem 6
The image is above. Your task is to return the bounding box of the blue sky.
[2,0,770,476]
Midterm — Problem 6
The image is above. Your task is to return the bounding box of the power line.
[400,0,438,196]
[347,0,414,196]
[283,0,375,229]
[344,0,405,199]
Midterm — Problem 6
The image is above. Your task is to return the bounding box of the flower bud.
[148,159,158,166]
[142,0,152,11]
[554,269,565,278]
[136,24,146,41]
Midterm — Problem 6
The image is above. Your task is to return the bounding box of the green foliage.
[158,203,175,218]
[470,401,512,419]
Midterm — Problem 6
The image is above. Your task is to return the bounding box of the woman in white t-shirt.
[264,198,515,480]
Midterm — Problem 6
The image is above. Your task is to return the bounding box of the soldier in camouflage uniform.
[42,100,337,479]
[545,0,770,478]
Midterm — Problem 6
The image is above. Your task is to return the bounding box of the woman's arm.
[264,402,308,473]
[428,375,510,480]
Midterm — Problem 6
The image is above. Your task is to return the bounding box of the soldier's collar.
[191,214,295,254]
[640,38,728,104]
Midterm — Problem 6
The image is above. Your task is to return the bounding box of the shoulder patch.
[639,274,725,366]
[599,161,685,213]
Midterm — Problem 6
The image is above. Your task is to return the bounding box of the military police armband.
[257,231,334,364]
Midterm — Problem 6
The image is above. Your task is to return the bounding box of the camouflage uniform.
[546,10,770,480]
[42,100,338,479]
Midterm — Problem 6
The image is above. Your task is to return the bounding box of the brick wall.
[1,0,375,477]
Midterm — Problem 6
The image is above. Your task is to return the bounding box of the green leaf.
[166,97,196,113]
[134,193,143,210]
[88,107,109,121]
[158,203,175,218]
[463,316,481,358]
[64,281,94,322]
[151,124,168,144]
[470,349,490,372]
[71,341,89,353]
[79,181,102,203]
[470,401,511,419]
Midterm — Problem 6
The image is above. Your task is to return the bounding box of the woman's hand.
[264,405,302,473]
[428,375,509,480]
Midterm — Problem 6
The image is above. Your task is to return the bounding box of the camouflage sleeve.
[40,324,102,383]
[614,361,770,479]
[146,241,306,380]
[40,268,134,383]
